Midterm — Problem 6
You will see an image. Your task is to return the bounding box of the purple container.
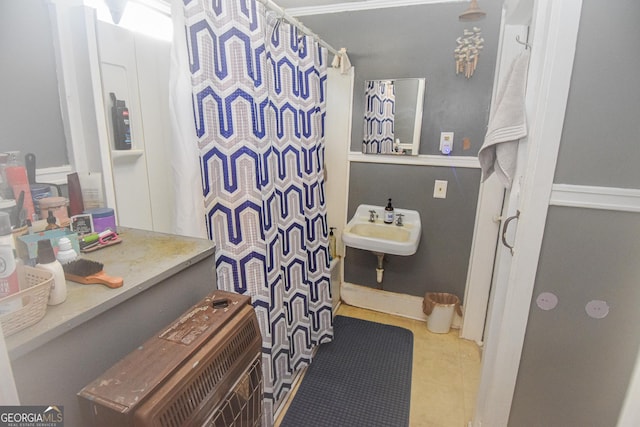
[30,184,52,216]
[85,208,116,233]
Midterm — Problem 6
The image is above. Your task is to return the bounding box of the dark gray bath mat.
[280,315,413,427]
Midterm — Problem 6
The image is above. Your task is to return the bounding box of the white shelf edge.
[348,152,481,168]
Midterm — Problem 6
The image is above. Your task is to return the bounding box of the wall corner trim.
[550,184,640,213]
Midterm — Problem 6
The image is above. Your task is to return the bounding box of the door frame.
[471,0,583,425]
[460,10,531,344]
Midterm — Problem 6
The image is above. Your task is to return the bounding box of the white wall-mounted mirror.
[362,78,425,155]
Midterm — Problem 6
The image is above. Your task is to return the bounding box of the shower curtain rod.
[257,0,342,57]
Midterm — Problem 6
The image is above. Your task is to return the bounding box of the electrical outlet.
[440,132,454,155]
[434,180,448,199]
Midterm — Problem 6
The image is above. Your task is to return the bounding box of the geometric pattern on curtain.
[363,80,395,154]
[182,1,333,425]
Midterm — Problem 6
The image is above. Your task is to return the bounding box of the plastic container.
[4,165,36,222]
[422,292,462,334]
[35,239,67,306]
[30,184,52,216]
[85,207,116,233]
[38,196,69,226]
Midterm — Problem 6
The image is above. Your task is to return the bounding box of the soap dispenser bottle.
[384,199,394,224]
[328,227,337,260]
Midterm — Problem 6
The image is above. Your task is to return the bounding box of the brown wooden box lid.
[77,290,251,411]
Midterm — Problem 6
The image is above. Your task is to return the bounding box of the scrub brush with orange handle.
[62,259,123,289]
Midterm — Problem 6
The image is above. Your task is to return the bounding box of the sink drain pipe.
[373,252,385,285]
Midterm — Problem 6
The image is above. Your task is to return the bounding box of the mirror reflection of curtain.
[363,80,395,154]
[180,1,333,424]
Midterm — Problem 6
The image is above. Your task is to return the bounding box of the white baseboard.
[340,282,464,328]
[341,282,427,321]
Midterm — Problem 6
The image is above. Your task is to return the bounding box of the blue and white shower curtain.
[363,80,395,153]
[181,0,333,424]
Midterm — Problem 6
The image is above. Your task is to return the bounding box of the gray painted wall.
[509,1,640,425]
[346,162,480,298]
[302,2,502,300]
[0,0,68,167]
[302,1,502,156]
[510,208,640,426]
[554,0,640,189]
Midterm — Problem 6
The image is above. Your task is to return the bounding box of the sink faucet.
[368,210,378,222]
[395,213,404,226]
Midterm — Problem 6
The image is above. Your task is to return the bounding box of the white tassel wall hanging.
[455,27,484,78]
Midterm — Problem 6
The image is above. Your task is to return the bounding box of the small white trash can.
[423,292,462,334]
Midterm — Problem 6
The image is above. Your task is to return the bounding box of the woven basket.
[0,266,53,337]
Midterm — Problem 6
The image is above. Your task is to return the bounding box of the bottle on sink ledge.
[384,198,394,224]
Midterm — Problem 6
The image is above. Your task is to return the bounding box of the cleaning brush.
[62,259,124,289]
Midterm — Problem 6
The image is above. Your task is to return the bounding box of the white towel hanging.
[478,50,531,188]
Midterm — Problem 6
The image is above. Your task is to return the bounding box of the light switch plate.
[434,180,448,198]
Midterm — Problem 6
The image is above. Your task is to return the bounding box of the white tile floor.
[275,304,482,427]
